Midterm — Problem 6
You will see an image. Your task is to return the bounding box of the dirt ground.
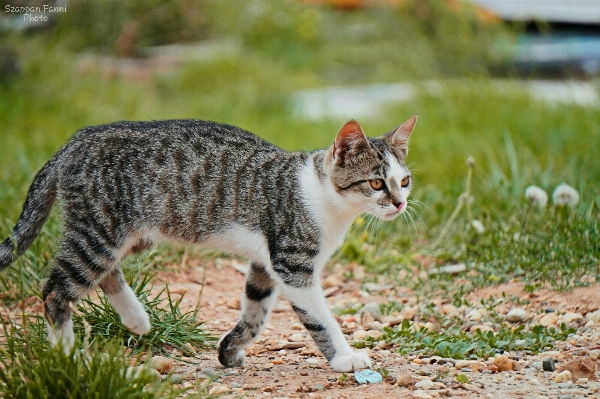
[153,259,600,399]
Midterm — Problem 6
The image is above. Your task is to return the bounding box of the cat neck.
[298,150,362,262]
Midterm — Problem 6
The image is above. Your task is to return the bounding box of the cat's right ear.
[332,120,369,166]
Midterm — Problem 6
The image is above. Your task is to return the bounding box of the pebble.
[455,360,474,370]
[396,373,414,386]
[353,330,367,340]
[529,378,541,385]
[494,355,514,371]
[359,302,383,321]
[470,324,494,333]
[589,350,600,360]
[366,329,383,339]
[411,391,434,399]
[200,368,220,379]
[586,309,600,323]
[125,366,161,381]
[554,370,572,383]
[208,385,230,395]
[576,378,588,384]
[542,357,556,372]
[289,333,305,342]
[149,355,173,374]
[290,323,303,330]
[414,379,435,389]
[540,313,559,327]
[226,297,241,310]
[166,374,185,384]
[305,358,319,365]
[561,312,584,328]
[231,382,242,388]
[466,309,482,321]
[505,308,528,323]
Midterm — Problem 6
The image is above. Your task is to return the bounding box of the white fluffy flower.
[470,219,485,234]
[552,183,580,207]
[525,185,548,209]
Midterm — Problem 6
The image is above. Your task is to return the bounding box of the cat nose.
[393,200,404,209]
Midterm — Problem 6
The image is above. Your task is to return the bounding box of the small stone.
[589,350,600,360]
[396,373,414,386]
[290,323,303,330]
[226,297,241,310]
[494,355,514,371]
[306,358,319,365]
[466,309,482,321]
[167,374,185,384]
[365,321,383,330]
[322,275,341,288]
[455,360,474,370]
[414,379,435,389]
[559,358,595,380]
[289,333,306,342]
[359,302,383,321]
[540,313,559,327]
[126,366,161,381]
[367,330,383,339]
[505,308,528,323]
[353,330,368,340]
[486,365,498,373]
[441,304,456,314]
[554,370,572,383]
[273,358,284,364]
[542,357,556,371]
[231,382,242,389]
[149,355,173,374]
[586,309,600,323]
[529,378,541,385]
[562,312,584,328]
[438,366,450,374]
[470,324,493,333]
[576,378,589,384]
[412,391,434,399]
[200,368,220,379]
[208,385,230,395]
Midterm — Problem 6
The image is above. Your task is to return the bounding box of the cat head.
[323,116,416,220]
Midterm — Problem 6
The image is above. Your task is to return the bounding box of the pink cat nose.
[393,201,404,209]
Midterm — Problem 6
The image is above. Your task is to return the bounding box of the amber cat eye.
[370,179,384,190]
[401,176,410,187]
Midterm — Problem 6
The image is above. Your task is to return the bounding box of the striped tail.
[0,157,59,270]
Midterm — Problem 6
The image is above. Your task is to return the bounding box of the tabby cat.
[0,116,417,372]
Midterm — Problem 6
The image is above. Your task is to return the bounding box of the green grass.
[0,0,599,394]
[0,314,198,399]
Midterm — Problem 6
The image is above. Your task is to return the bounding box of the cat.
[0,116,417,372]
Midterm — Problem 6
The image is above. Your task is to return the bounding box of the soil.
[152,259,600,399]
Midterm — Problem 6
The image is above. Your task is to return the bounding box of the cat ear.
[333,120,369,166]
[385,115,417,156]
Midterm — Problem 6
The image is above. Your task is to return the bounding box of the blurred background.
[0,0,599,255]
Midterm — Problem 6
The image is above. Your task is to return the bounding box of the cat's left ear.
[384,115,417,156]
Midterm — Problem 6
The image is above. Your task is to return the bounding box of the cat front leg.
[281,284,371,372]
[218,262,279,367]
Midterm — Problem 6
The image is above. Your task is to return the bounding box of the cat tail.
[0,155,60,270]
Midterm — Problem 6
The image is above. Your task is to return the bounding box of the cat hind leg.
[218,262,278,367]
[99,269,151,335]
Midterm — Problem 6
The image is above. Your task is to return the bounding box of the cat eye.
[369,179,384,190]
[401,176,410,188]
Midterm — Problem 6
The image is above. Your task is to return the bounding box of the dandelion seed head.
[552,183,580,207]
[467,156,475,167]
[525,185,548,208]
[471,219,485,234]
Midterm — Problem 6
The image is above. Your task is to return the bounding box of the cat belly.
[200,224,272,268]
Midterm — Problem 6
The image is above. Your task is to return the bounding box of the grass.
[0,0,599,394]
[0,314,199,399]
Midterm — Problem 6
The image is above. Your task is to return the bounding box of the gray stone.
[542,357,556,372]
[358,302,383,321]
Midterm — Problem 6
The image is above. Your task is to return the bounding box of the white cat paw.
[329,351,371,372]
[122,311,151,335]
